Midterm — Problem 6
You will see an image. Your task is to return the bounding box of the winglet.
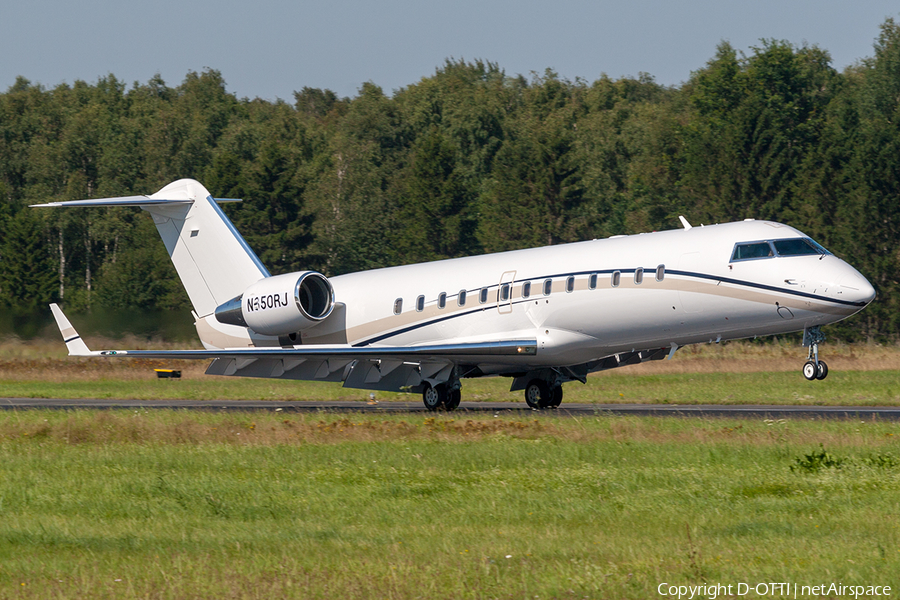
[678,216,692,230]
[49,304,98,356]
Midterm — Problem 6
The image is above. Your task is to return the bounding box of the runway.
[2,398,899,419]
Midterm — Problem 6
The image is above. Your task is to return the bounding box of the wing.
[50,304,537,392]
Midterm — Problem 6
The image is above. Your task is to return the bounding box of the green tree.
[0,209,57,310]
[682,40,837,223]
[95,216,189,310]
[478,72,587,251]
[829,18,900,340]
[576,74,677,236]
[393,126,477,261]
[304,134,397,275]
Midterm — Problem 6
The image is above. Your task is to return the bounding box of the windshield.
[731,238,830,262]
[731,242,773,261]
[772,238,830,256]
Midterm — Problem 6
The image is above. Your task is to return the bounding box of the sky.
[1,0,897,101]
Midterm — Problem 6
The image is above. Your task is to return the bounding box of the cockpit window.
[772,238,830,257]
[731,242,773,261]
[732,237,831,262]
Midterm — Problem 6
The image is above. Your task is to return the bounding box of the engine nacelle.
[214,271,334,336]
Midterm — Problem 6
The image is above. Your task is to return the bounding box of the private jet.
[34,179,876,410]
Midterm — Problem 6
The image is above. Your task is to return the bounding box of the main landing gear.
[524,379,563,409]
[802,326,828,381]
[422,377,565,411]
[421,366,573,411]
[422,382,461,411]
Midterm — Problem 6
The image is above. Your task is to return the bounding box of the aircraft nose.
[838,269,876,306]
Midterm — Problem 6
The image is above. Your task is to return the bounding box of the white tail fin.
[33,179,269,318]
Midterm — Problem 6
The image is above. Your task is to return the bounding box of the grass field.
[3,339,900,598]
[1,411,899,599]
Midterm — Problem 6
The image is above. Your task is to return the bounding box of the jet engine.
[214,271,334,336]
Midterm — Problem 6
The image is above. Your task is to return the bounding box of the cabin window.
[634,268,644,285]
[589,273,598,289]
[480,288,489,304]
[731,241,774,261]
[393,298,403,315]
[656,265,665,282]
[458,290,466,306]
[438,292,447,309]
[500,283,510,301]
[416,295,425,312]
[611,271,620,287]
[566,276,575,293]
[543,279,552,296]
[522,281,531,299]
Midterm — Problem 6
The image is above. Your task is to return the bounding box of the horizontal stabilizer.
[32,179,262,318]
[30,196,239,208]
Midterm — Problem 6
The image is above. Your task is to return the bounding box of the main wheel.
[525,379,550,409]
[444,388,461,411]
[815,360,829,380]
[423,383,448,411]
[802,361,818,381]
[549,385,563,408]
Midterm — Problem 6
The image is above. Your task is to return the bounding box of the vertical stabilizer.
[143,179,269,317]
[32,179,270,318]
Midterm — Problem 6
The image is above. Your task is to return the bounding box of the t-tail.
[32,179,278,347]
[139,179,271,318]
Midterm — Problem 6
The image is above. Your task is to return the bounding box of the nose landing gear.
[802,326,828,381]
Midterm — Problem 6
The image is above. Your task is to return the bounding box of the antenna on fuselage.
[678,216,692,230]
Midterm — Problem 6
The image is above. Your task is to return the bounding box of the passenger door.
[497,270,516,314]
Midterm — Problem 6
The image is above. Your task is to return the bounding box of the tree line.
[2,19,900,341]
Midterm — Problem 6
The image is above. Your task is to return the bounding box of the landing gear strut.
[802,326,828,381]
[524,379,563,409]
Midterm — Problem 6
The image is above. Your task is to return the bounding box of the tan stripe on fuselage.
[326,271,853,346]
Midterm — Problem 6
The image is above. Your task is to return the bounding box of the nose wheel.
[802,359,828,381]
[801,326,828,381]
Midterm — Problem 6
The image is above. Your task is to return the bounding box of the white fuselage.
[268,220,874,376]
